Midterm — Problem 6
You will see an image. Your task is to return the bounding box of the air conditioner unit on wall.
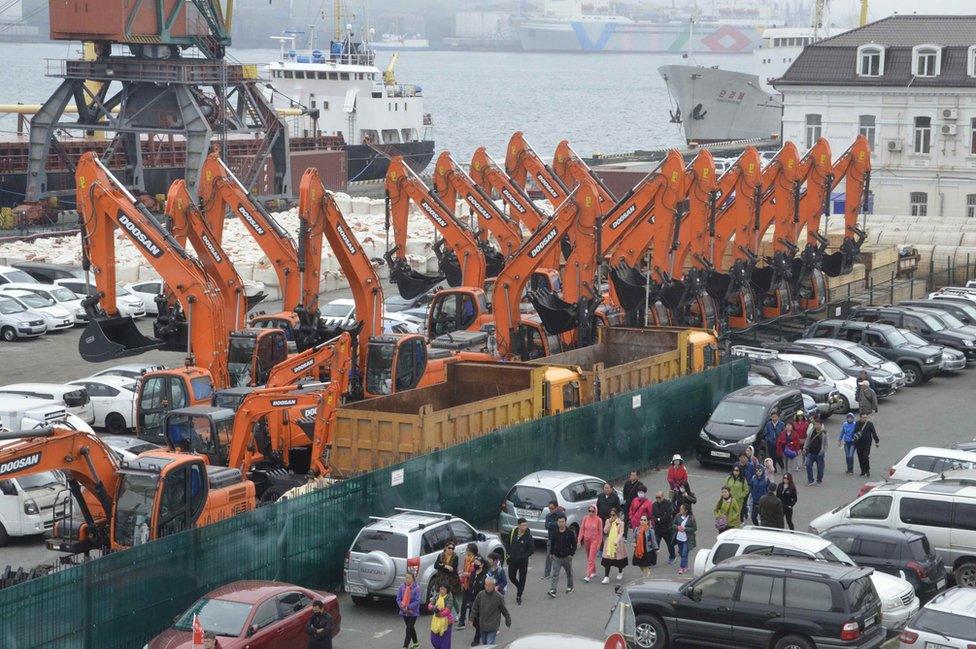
[887,139,903,152]
[942,124,958,136]
[942,108,958,120]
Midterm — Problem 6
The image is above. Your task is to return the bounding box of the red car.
[148,580,340,649]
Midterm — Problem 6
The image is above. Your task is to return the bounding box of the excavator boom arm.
[710,148,763,268]
[265,331,352,391]
[504,131,570,209]
[470,146,546,232]
[552,139,615,206]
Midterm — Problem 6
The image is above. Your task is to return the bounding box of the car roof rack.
[394,507,454,520]
[730,345,778,360]
[739,525,821,540]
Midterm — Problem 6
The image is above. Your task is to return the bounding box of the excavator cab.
[511,320,563,360]
[78,295,162,362]
[163,406,237,466]
[249,313,300,350]
[530,269,562,294]
[365,335,429,396]
[227,329,289,388]
[110,454,212,548]
[426,289,487,338]
[136,367,215,445]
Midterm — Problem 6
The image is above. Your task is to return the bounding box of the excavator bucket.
[705,271,733,302]
[529,287,579,334]
[245,291,268,311]
[821,249,854,277]
[483,244,506,278]
[609,261,649,312]
[658,277,687,311]
[385,247,444,299]
[79,316,161,362]
[750,265,775,297]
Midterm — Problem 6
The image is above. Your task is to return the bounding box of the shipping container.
[290,150,347,192]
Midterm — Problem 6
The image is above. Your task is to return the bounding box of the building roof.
[773,15,976,88]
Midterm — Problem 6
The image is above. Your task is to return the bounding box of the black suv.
[731,346,842,417]
[821,524,947,602]
[769,342,898,397]
[849,306,976,362]
[697,385,805,467]
[900,298,976,327]
[609,555,884,649]
[804,320,943,386]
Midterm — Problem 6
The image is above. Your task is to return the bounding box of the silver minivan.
[809,477,976,587]
[344,508,504,604]
[499,470,621,540]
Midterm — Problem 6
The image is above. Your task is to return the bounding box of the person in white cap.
[858,380,879,415]
[667,454,687,493]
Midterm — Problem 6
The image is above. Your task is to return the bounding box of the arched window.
[912,45,942,77]
[857,44,884,77]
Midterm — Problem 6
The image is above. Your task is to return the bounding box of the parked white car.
[0,383,94,424]
[0,295,46,341]
[100,435,161,463]
[383,313,422,335]
[0,469,69,546]
[67,376,137,434]
[321,298,356,327]
[0,289,74,331]
[89,364,165,381]
[694,526,919,633]
[887,446,976,481]
[0,282,88,324]
[53,278,147,318]
[124,280,164,315]
[777,351,860,412]
[0,265,39,286]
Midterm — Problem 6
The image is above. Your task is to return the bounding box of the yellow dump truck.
[529,326,719,404]
[328,327,718,476]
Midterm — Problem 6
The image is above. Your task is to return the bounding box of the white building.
[773,15,976,218]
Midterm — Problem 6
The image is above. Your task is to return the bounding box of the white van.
[0,384,95,424]
[809,477,976,587]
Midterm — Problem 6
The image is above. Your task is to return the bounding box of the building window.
[914,116,932,154]
[910,192,928,217]
[805,114,822,149]
[912,45,941,77]
[972,118,976,154]
[858,115,876,150]
[968,195,976,218]
[857,45,884,76]
[968,46,976,77]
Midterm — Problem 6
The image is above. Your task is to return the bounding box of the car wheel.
[350,595,371,606]
[773,634,814,649]
[955,560,976,587]
[0,523,9,547]
[104,413,127,435]
[836,395,850,413]
[632,614,666,649]
[900,363,922,387]
[1,326,16,342]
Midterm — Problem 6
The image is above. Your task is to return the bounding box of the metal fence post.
[869,276,874,305]
[889,271,895,304]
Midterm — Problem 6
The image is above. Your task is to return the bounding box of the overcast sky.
[855,0,974,18]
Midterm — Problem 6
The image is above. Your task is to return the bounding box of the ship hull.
[659,64,782,144]
[517,20,762,53]
[346,140,435,182]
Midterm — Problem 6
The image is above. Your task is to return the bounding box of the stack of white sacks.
[0,193,555,299]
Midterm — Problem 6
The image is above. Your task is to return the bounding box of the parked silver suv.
[344,508,504,605]
[499,470,622,540]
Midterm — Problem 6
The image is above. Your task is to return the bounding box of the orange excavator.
[300,168,493,396]
[197,153,327,350]
[505,132,614,208]
[384,156,496,299]
[0,426,254,555]
[601,151,689,326]
[552,138,616,204]
[433,151,523,258]
[708,147,764,329]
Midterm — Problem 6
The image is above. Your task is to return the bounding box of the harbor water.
[0,41,760,160]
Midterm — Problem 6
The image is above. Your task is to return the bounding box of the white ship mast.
[811,0,831,42]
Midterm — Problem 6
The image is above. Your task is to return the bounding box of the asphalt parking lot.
[0,316,972,647]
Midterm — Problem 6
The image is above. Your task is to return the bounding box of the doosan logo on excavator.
[118,213,163,258]
[0,453,41,476]
[200,234,223,263]
[291,359,315,374]
[465,194,493,220]
[335,224,358,255]
[609,204,637,230]
[420,201,448,228]
[535,173,559,198]
[271,399,298,408]
[500,189,527,213]
[237,206,266,236]
[529,228,558,258]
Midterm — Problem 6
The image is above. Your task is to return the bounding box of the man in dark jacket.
[506,518,534,605]
[471,576,511,646]
[547,514,577,598]
[306,601,334,649]
[596,481,621,525]
[622,470,646,534]
[758,483,785,529]
[762,412,785,468]
[854,412,880,476]
[651,491,676,564]
[542,500,564,579]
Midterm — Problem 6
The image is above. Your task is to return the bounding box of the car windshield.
[4,270,36,283]
[942,301,976,321]
[18,472,62,490]
[507,485,557,510]
[710,401,765,427]
[911,608,976,639]
[815,348,855,369]
[49,288,77,302]
[322,302,353,317]
[16,293,54,308]
[928,311,965,328]
[816,545,855,565]
[0,298,25,314]
[816,361,847,381]
[885,329,909,346]
[351,530,408,558]
[900,331,929,346]
[844,345,886,366]
[769,359,802,382]
[173,598,253,637]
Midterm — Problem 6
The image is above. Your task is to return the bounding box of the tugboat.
[267,25,435,182]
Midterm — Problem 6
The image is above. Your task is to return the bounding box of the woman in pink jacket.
[628,489,653,535]
[578,505,603,582]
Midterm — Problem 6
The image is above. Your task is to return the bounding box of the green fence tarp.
[0,361,745,649]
